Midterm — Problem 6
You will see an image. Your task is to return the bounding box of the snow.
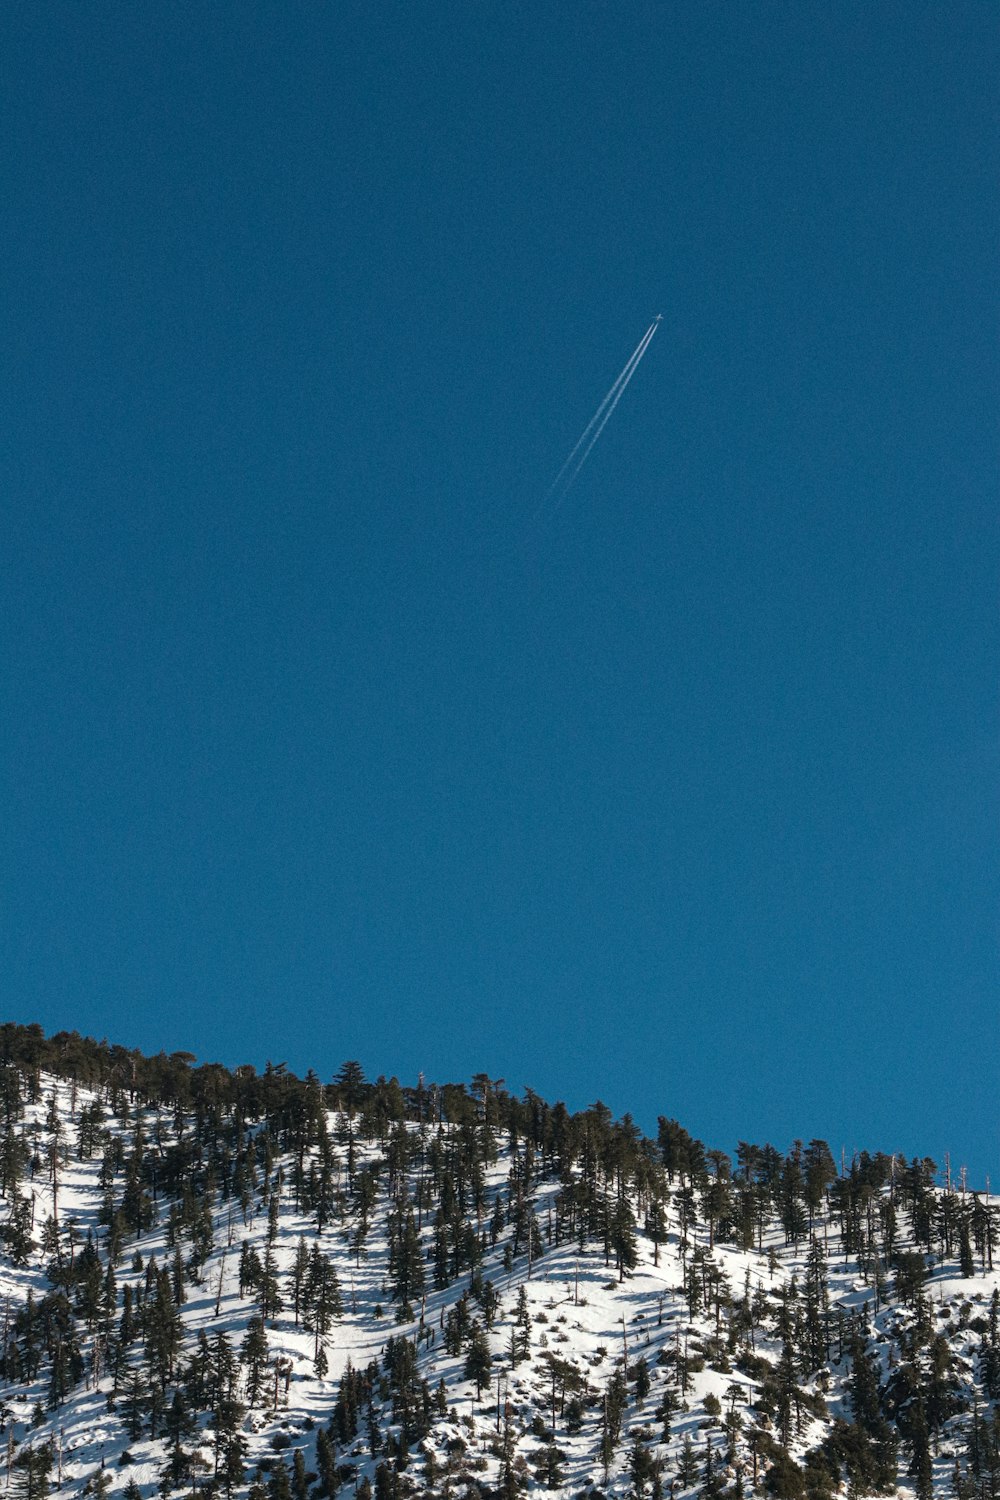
[0,1072,993,1498]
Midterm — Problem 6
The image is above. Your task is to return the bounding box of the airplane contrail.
[561,325,658,490]
[545,319,658,499]
[539,316,661,518]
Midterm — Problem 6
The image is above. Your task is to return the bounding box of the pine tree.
[333,1060,367,1114]
[159,1389,197,1494]
[11,1444,54,1500]
[120,1365,148,1440]
[145,1266,183,1385]
[645,1197,668,1266]
[676,1434,699,1489]
[258,1243,284,1321]
[239,1239,262,1298]
[292,1450,309,1500]
[290,1237,310,1327]
[241,1316,270,1408]
[464,1321,492,1398]
[301,1244,342,1372]
[534,1444,565,1490]
[3,1194,34,1265]
[315,1429,337,1497]
[610,1196,638,1282]
[657,1386,680,1442]
[269,1458,292,1500]
[981,1289,1000,1399]
[802,1237,829,1374]
[218,1428,248,1500]
[386,1206,424,1308]
[629,1435,656,1497]
[907,1396,933,1500]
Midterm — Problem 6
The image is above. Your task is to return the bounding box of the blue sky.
[2,3,997,1180]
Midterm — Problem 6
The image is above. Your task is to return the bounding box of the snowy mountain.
[0,1025,996,1500]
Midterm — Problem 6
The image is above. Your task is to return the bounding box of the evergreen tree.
[315,1428,338,1497]
[980,1289,1000,1399]
[304,1244,342,1365]
[534,1444,565,1490]
[11,1444,54,1500]
[2,1194,34,1265]
[610,1196,639,1282]
[464,1321,492,1398]
[676,1435,699,1490]
[629,1435,656,1497]
[258,1243,284,1321]
[120,1365,148,1440]
[906,1396,933,1500]
[158,1389,197,1494]
[386,1206,424,1308]
[269,1458,292,1500]
[292,1449,309,1500]
[290,1237,310,1327]
[658,1386,680,1443]
[241,1316,270,1408]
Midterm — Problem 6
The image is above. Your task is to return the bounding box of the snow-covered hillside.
[0,1030,996,1500]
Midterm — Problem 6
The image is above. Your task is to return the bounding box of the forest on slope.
[0,1022,996,1500]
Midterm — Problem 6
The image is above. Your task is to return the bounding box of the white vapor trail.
[540,317,660,516]
[561,325,657,489]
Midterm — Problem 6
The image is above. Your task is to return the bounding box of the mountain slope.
[0,1026,995,1500]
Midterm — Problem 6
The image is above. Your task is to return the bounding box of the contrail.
[545,319,658,499]
[560,324,657,489]
[539,316,661,518]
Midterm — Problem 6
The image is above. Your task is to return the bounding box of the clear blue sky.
[2,4,997,1180]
